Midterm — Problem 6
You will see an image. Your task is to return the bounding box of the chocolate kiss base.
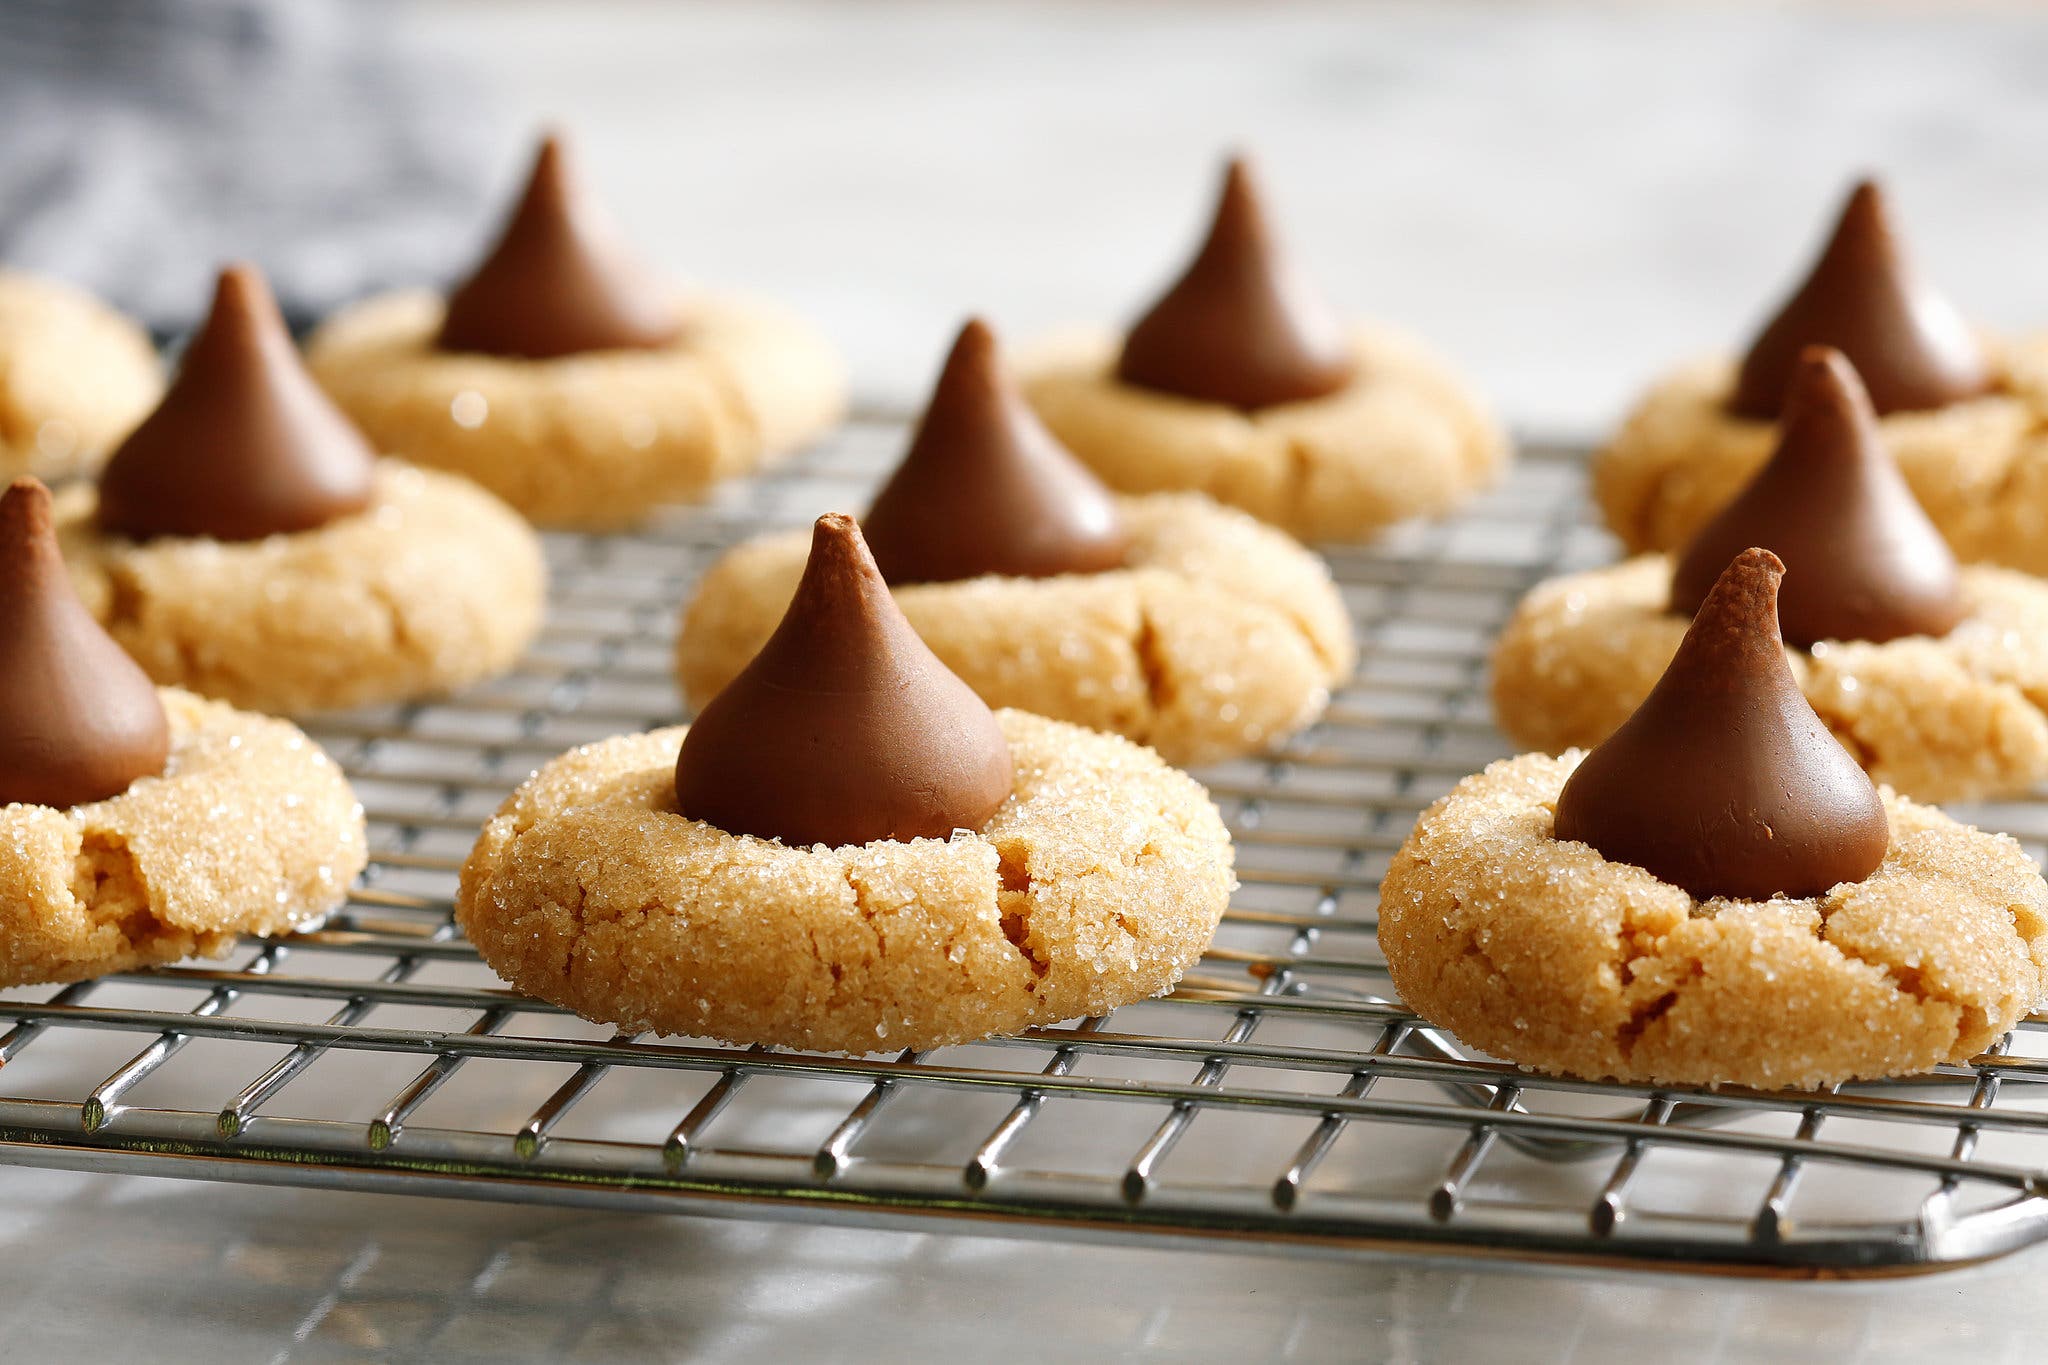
[1673,346,1966,648]
[0,479,169,807]
[674,514,1014,847]
[437,133,680,361]
[1554,547,1889,902]
[1729,180,1992,420]
[97,265,377,543]
[863,318,1129,585]
[1115,157,1356,411]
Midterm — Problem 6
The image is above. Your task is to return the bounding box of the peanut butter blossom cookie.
[1018,157,1505,543]
[0,478,365,985]
[306,133,846,529]
[679,319,1354,765]
[51,264,545,716]
[1385,548,2048,1090]
[1496,348,2048,802]
[1596,179,2048,573]
[0,269,162,483]
[462,514,1235,1052]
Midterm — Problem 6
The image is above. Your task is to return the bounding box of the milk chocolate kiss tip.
[863,318,1129,585]
[1675,346,1965,648]
[673,513,1014,848]
[1556,547,1888,902]
[98,264,377,543]
[437,132,681,361]
[2,478,51,543]
[0,479,170,809]
[1730,178,1991,419]
[1115,155,1357,410]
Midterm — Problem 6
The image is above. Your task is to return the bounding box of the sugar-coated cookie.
[1491,556,2048,804]
[1378,751,2048,1090]
[1594,343,2048,568]
[0,688,367,985]
[458,710,1236,1052]
[679,493,1355,765]
[55,462,545,715]
[307,289,846,529]
[0,270,162,482]
[1535,347,2044,801]
[56,263,548,715]
[1022,325,1505,544]
[1020,158,1504,543]
[1594,181,2048,571]
[305,135,842,529]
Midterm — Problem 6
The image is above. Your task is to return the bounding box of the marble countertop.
[11,4,2048,1361]
[6,1160,2043,1363]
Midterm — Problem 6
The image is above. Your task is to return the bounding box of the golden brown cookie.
[458,709,1236,1052]
[678,493,1355,765]
[1490,555,2048,803]
[52,461,546,715]
[0,270,162,483]
[305,291,846,529]
[1378,751,2048,1089]
[1594,339,2048,569]
[1018,325,1506,543]
[0,688,366,985]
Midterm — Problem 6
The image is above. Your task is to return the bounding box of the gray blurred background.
[6,0,2048,432]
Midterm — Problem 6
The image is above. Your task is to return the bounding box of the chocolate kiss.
[863,319,1130,585]
[1674,347,1965,649]
[98,265,378,542]
[437,133,681,360]
[1730,180,1991,418]
[1554,548,1888,902]
[0,480,170,807]
[1116,156,1357,410]
[674,514,1014,846]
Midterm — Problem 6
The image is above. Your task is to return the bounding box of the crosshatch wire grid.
[3,414,2048,1280]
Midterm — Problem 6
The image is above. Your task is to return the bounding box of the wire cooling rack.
[3,414,2047,1279]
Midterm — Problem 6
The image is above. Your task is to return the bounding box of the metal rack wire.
[3,414,2047,1277]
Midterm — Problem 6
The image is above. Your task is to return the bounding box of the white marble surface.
[14,4,2048,1361]
[6,1162,2047,1364]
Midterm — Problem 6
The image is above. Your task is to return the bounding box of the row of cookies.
[5,137,1500,542]
[0,442,1244,1049]
[448,142,1427,1047]
[0,135,1500,767]
[1382,181,2048,1092]
[0,259,476,978]
[3,273,1353,762]
[0,135,843,530]
[26,131,2038,1093]
[487,169,2048,1077]
[0,446,1253,1049]
[0,137,1508,1052]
